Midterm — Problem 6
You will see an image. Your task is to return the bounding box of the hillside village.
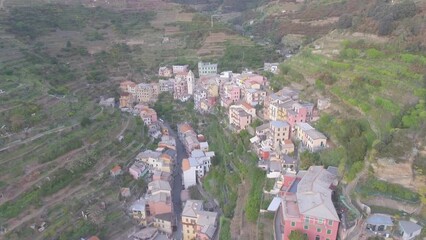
[101,60,424,240]
[0,0,425,240]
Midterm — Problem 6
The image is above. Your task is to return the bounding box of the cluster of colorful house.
[110,121,218,240]
[109,132,178,239]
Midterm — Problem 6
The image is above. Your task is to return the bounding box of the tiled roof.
[305,129,327,140]
[296,166,339,221]
[110,165,121,173]
[270,120,289,128]
[182,159,191,171]
[182,200,203,218]
[148,180,171,193]
[399,220,422,234]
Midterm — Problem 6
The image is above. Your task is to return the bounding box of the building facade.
[198,62,218,76]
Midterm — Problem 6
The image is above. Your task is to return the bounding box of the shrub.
[318,72,337,85]
[289,230,308,240]
[340,48,360,59]
[359,176,420,202]
[338,14,353,29]
[378,17,394,36]
[366,48,384,59]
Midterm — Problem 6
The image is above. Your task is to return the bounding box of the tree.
[378,17,394,36]
[338,14,353,29]
[289,230,308,240]
[80,117,92,127]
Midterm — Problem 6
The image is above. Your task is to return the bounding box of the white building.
[399,221,422,240]
[159,79,174,93]
[172,65,189,74]
[182,149,215,189]
[198,62,218,76]
[136,150,163,171]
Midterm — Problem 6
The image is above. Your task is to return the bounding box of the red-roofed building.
[110,165,122,177]
[87,236,100,240]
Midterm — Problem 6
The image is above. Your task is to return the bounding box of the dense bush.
[289,230,308,240]
[317,71,337,85]
[219,44,280,72]
[368,0,417,36]
[359,176,420,202]
[244,168,265,222]
[38,136,83,163]
[6,4,155,39]
[338,14,353,29]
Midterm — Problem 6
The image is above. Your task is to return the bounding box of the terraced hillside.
[270,30,426,221]
[0,1,257,239]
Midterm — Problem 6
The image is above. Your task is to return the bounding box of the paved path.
[163,123,184,240]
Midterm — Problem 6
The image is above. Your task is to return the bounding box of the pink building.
[120,80,136,92]
[147,180,172,216]
[229,105,253,132]
[129,162,149,179]
[135,104,158,125]
[221,84,241,107]
[286,102,314,127]
[274,166,339,240]
[147,195,172,216]
[235,73,266,87]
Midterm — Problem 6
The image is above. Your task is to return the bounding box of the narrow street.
[163,122,186,240]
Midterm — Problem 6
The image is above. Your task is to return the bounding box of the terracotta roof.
[241,101,254,110]
[88,236,100,240]
[160,153,172,161]
[182,158,190,171]
[111,165,121,173]
[178,124,193,133]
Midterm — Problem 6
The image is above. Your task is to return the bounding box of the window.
[327,229,332,235]
[305,217,310,224]
[304,225,309,230]
[317,228,322,233]
[291,221,296,227]
[328,220,333,226]
[318,218,324,224]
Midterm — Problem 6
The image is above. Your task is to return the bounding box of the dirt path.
[0,145,88,205]
[0,106,103,153]
[5,180,88,234]
[230,180,256,240]
[116,116,131,139]
[0,125,75,152]
[0,104,21,114]
[0,142,46,166]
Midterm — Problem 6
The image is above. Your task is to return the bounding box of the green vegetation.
[57,220,98,240]
[219,217,231,240]
[358,176,420,203]
[37,134,83,163]
[245,168,265,222]
[6,4,155,39]
[289,230,308,240]
[188,185,203,200]
[219,44,280,72]
[302,115,375,180]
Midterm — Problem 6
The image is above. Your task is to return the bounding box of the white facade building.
[182,149,214,189]
[198,62,218,76]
